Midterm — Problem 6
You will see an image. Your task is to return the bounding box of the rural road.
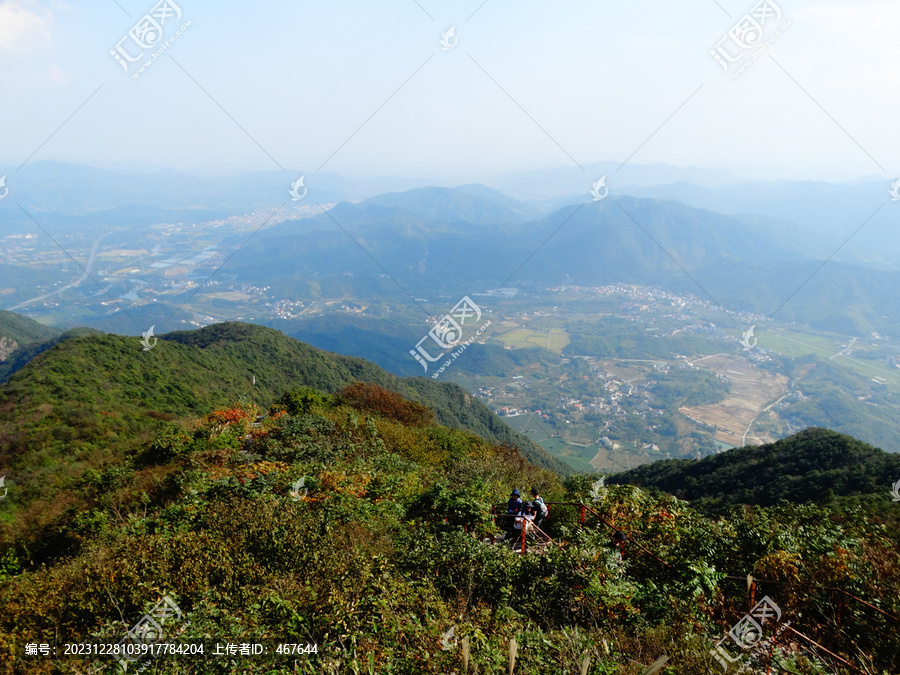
[10,231,112,310]
[741,393,790,446]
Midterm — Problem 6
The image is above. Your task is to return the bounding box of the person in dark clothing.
[507,489,523,515]
[505,489,523,541]
[530,488,548,531]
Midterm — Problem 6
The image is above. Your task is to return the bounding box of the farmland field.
[680,353,789,447]
[758,328,840,359]
[496,324,570,353]
[504,414,600,472]
[760,329,900,391]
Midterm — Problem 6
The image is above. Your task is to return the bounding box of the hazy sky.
[1,0,897,182]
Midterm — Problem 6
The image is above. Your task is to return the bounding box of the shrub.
[339,382,434,427]
[277,386,335,416]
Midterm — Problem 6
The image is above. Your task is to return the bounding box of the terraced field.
[679,354,789,447]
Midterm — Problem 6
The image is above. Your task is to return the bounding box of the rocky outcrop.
[0,336,18,362]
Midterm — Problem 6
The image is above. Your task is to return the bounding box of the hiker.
[505,489,523,539]
[523,502,537,539]
[530,488,548,531]
[512,501,534,548]
[507,489,523,515]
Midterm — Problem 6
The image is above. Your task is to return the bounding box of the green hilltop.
[0,322,569,509]
[607,427,900,516]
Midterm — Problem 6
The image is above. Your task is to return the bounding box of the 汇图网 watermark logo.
[740,325,758,351]
[441,626,457,650]
[117,595,189,672]
[410,296,489,378]
[889,179,900,202]
[890,479,900,502]
[110,0,191,79]
[710,0,791,80]
[440,26,458,51]
[590,476,607,501]
[290,477,308,501]
[0,475,7,500]
[140,325,158,351]
[0,175,8,200]
[289,176,307,201]
[710,595,790,671]
[590,176,609,201]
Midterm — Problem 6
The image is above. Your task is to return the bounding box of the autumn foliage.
[338,382,434,427]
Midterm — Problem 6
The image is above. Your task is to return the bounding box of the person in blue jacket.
[505,489,523,539]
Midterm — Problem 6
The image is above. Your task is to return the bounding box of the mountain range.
[223,187,900,337]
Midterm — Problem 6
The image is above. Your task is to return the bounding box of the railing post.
[580,503,585,527]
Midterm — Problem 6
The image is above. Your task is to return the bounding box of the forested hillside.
[269,313,561,379]
[607,428,900,515]
[0,327,99,384]
[0,311,60,346]
[0,379,897,674]
[0,322,569,517]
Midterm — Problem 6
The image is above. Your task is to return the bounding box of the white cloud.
[0,0,53,55]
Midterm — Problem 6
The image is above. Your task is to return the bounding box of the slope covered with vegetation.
[606,428,900,513]
[0,311,60,346]
[0,364,898,673]
[265,313,562,379]
[0,322,570,522]
[0,327,99,384]
[0,324,900,675]
[0,310,63,371]
[173,322,570,474]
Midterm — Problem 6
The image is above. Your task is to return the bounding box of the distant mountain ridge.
[223,187,900,335]
[2,160,747,215]
[231,191,807,291]
[360,185,539,225]
[7,169,900,338]
[1,161,428,214]
[616,178,900,270]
